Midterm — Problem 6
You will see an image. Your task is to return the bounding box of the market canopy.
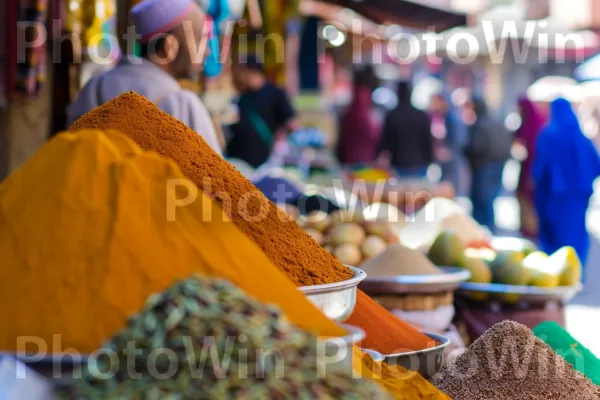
[320,0,467,32]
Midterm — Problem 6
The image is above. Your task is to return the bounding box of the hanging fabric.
[261,0,300,85]
[14,0,48,96]
[5,0,17,100]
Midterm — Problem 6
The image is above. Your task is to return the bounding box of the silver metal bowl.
[459,281,583,303]
[319,323,366,375]
[361,348,384,363]
[359,267,471,295]
[383,332,451,379]
[298,266,366,322]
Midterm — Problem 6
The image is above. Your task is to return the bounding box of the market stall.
[0,88,598,400]
[0,0,598,398]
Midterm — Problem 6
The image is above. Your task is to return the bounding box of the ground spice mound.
[360,243,443,277]
[348,291,437,354]
[0,130,345,353]
[431,320,600,400]
[70,92,352,286]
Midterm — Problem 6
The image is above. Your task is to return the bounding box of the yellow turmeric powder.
[69,92,352,286]
[0,130,449,399]
[0,129,344,353]
[353,347,450,400]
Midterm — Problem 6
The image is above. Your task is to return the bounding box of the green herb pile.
[58,276,389,399]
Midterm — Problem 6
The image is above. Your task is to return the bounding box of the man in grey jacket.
[68,0,221,153]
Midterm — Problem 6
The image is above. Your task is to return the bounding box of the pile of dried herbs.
[58,276,389,399]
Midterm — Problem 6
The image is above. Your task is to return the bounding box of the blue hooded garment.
[533,97,600,266]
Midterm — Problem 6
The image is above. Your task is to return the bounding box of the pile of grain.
[360,243,443,277]
[431,321,600,400]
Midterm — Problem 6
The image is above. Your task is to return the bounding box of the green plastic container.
[533,321,600,385]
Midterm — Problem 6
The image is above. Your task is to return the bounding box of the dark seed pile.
[431,320,600,400]
[58,276,389,399]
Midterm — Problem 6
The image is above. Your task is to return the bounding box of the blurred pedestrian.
[533,97,600,268]
[378,81,433,179]
[67,0,222,152]
[514,97,546,239]
[228,55,300,167]
[338,66,380,165]
[465,96,512,231]
[431,92,467,194]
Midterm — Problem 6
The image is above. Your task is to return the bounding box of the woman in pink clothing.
[515,97,546,239]
[338,67,380,165]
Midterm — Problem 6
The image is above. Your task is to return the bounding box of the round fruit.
[523,251,559,288]
[462,256,492,284]
[334,244,362,266]
[361,236,388,259]
[427,230,466,267]
[550,247,583,286]
[304,210,331,232]
[491,251,530,286]
[330,210,360,224]
[304,229,324,246]
[277,203,299,219]
[364,220,394,237]
[328,223,366,246]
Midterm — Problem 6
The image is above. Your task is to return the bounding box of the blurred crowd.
[61,0,600,276]
[336,66,600,270]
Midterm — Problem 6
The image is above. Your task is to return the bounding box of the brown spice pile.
[431,320,600,399]
[359,243,443,277]
[69,92,352,286]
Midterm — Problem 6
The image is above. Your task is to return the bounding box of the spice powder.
[70,92,353,286]
[431,320,600,400]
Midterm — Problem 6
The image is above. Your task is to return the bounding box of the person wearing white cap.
[67,0,222,153]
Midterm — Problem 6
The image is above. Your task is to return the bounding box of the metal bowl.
[319,323,366,375]
[383,332,451,379]
[458,281,583,304]
[3,353,87,387]
[359,267,471,295]
[298,266,366,322]
[361,348,384,363]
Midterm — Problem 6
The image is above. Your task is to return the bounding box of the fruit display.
[427,230,467,267]
[399,198,491,251]
[278,206,401,266]
[425,230,583,304]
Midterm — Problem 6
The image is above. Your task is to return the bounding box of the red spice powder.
[347,290,437,354]
[69,92,353,286]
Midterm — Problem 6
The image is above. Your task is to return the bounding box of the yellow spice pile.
[0,130,343,353]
